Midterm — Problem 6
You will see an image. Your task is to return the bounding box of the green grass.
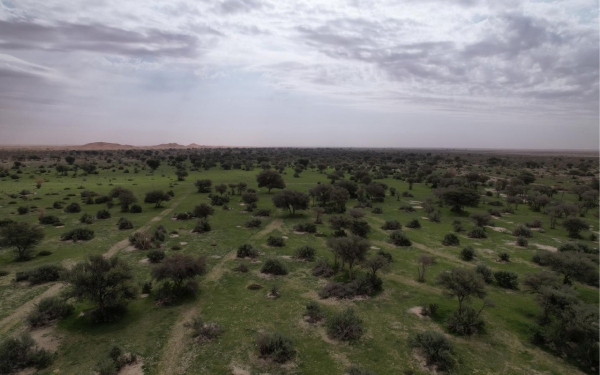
[0,161,597,375]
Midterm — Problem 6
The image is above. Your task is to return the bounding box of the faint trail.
[0,283,64,334]
[256,218,285,237]
[157,307,197,375]
[104,190,191,258]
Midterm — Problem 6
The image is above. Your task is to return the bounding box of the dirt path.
[0,283,64,334]
[104,191,190,258]
[156,307,197,375]
[256,218,285,237]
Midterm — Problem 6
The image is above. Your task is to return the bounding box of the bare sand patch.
[487,226,507,233]
[408,306,426,319]
[118,359,144,375]
[139,258,150,264]
[534,244,558,252]
[30,325,61,352]
[179,242,187,246]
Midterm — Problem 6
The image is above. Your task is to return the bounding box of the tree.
[214,183,227,196]
[435,187,480,213]
[65,156,75,165]
[110,188,137,212]
[34,178,44,189]
[330,186,350,213]
[256,170,286,193]
[194,179,212,193]
[241,191,259,207]
[193,203,215,218]
[313,207,325,224]
[152,254,206,291]
[65,256,137,322]
[175,167,188,181]
[144,190,171,208]
[364,254,390,282]
[236,182,248,195]
[0,222,45,261]
[55,164,69,176]
[470,213,492,228]
[437,268,487,313]
[562,217,588,238]
[417,254,435,282]
[272,190,309,215]
[326,236,369,280]
[146,159,160,171]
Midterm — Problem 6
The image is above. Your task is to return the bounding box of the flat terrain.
[0,152,597,375]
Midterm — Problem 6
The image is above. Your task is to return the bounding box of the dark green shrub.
[129,231,155,250]
[304,301,325,323]
[254,209,271,217]
[453,220,465,232]
[80,213,94,224]
[475,264,493,284]
[64,202,81,213]
[192,219,211,233]
[237,244,258,258]
[39,215,61,225]
[494,271,519,289]
[371,207,383,214]
[442,233,460,246]
[245,218,261,228]
[513,224,533,238]
[129,204,142,213]
[61,228,94,242]
[247,283,262,290]
[0,333,53,373]
[256,332,295,363]
[210,195,229,206]
[27,296,73,327]
[37,250,52,257]
[147,250,165,263]
[446,307,485,335]
[377,249,393,263]
[389,230,411,246]
[261,259,288,275]
[461,246,475,261]
[293,222,316,233]
[467,226,487,239]
[17,206,29,215]
[233,262,249,273]
[499,252,510,262]
[117,217,133,230]
[516,236,528,247]
[381,220,401,230]
[27,264,64,285]
[408,331,455,371]
[266,236,285,247]
[94,196,110,204]
[312,258,334,277]
[96,209,111,219]
[558,241,598,254]
[294,245,316,261]
[428,210,441,223]
[326,308,364,342]
[188,316,224,343]
[406,219,421,229]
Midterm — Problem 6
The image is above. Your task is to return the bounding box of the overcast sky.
[0,0,598,149]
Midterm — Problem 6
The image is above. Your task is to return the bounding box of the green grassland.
[0,157,598,375]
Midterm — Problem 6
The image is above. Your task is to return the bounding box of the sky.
[0,0,598,149]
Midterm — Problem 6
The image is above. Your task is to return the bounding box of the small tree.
[0,222,45,261]
[146,159,160,171]
[144,190,171,208]
[214,183,227,196]
[193,203,215,218]
[256,170,286,193]
[194,179,212,193]
[272,190,309,215]
[435,187,480,213]
[417,254,435,282]
[436,268,487,313]
[326,236,369,280]
[65,256,137,322]
[562,217,589,238]
[152,254,206,291]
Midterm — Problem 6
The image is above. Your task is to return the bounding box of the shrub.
[39,215,61,225]
[192,219,211,234]
[245,218,262,228]
[389,230,411,246]
[377,249,393,263]
[52,201,64,209]
[17,206,29,215]
[428,210,441,223]
[147,250,165,263]
[304,301,325,323]
[442,233,460,246]
[96,209,111,219]
[293,222,316,233]
[37,250,52,257]
[261,258,288,275]
[326,308,364,342]
[256,332,295,363]
[446,307,484,336]
[406,219,421,229]
[233,262,249,273]
[141,281,152,294]
[408,331,455,371]
[494,271,519,289]
[319,276,377,299]
[312,258,334,277]
[174,212,193,220]
[526,218,543,228]
[461,246,475,261]
[381,220,401,230]
[513,224,533,238]
[266,236,285,247]
[171,244,182,251]
[129,204,142,213]
[294,245,316,261]
[475,264,493,284]
[453,220,465,233]
[61,228,94,242]
[421,303,439,317]
[188,316,224,343]
[467,226,487,239]
[558,241,598,254]
[117,217,134,230]
[64,202,81,213]
[27,296,73,327]
[247,283,262,290]
[371,207,383,214]
[27,264,64,285]
[129,231,155,250]
[0,333,53,373]
[94,196,110,204]
[516,236,528,247]
[499,252,510,262]
[254,209,271,217]
[210,195,229,206]
[237,244,258,258]
[80,213,94,224]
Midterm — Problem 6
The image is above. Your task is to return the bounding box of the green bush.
[381,220,401,230]
[408,331,455,371]
[293,222,316,233]
[64,202,82,213]
[129,204,142,213]
[446,307,484,335]
[494,271,519,289]
[237,244,258,258]
[61,228,94,242]
[312,258,334,277]
[513,224,533,238]
[461,246,475,261]
[245,218,262,228]
[17,206,29,215]
[96,209,111,219]
[406,219,421,229]
[442,233,460,246]
[326,308,364,342]
[192,219,211,234]
[39,215,61,225]
[261,259,288,275]
[256,332,295,363]
[294,245,316,261]
[475,264,493,284]
[117,217,134,230]
[189,316,224,343]
[516,236,528,247]
[80,213,94,224]
[304,301,325,323]
[27,296,73,327]
[266,236,285,247]
[27,264,64,285]
[147,250,165,263]
[467,226,487,239]
[389,230,411,246]
[0,333,53,373]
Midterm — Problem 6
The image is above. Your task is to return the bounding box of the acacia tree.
[417,254,435,282]
[326,235,370,280]
[144,190,171,208]
[562,218,589,238]
[65,255,137,322]
[152,254,206,297]
[436,268,487,313]
[256,170,286,193]
[272,190,309,215]
[194,179,212,193]
[0,222,45,261]
[435,187,480,213]
[193,203,215,219]
[214,183,227,196]
[146,159,160,171]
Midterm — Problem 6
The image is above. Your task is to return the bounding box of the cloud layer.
[0,0,598,148]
